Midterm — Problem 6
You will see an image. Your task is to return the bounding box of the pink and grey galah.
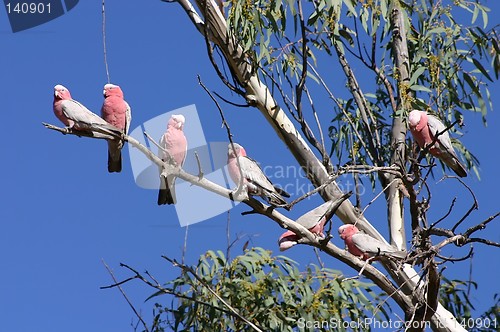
[278,201,334,251]
[278,193,351,251]
[157,114,187,205]
[338,224,406,261]
[408,110,467,177]
[100,83,132,173]
[53,84,120,138]
[227,143,290,208]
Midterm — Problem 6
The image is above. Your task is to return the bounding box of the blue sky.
[0,1,499,331]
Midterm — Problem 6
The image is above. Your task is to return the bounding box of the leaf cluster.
[150,247,389,331]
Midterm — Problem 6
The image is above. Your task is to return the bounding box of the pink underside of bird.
[408,110,467,177]
[158,115,187,205]
[338,224,370,260]
[277,200,342,251]
[227,144,248,188]
[100,84,131,173]
[409,111,440,155]
[338,224,406,260]
[53,85,113,132]
[101,89,127,131]
[162,117,188,166]
[278,221,325,252]
[53,86,73,127]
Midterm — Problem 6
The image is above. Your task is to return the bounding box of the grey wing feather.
[351,233,406,259]
[124,101,132,135]
[426,115,457,157]
[298,194,352,228]
[296,201,332,228]
[158,134,167,160]
[427,114,467,177]
[239,156,288,207]
[62,99,109,125]
[239,156,276,192]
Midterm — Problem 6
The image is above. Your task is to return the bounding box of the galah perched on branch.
[408,110,467,177]
[338,224,407,261]
[100,84,131,173]
[227,143,290,208]
[278,193,352,251]
[53,84,120,138]
[157,114,187,205]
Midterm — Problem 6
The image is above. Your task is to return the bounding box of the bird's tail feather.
[265,191,290,210]
[158,176,176,205]
[91,122,123,138]
[384,250,407,260]
[441,154,467,177]
[107,150,122,173]
[274,186,291,198]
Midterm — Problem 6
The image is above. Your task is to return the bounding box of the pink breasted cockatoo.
[227,143,290,208]
[157,114,188,205]
[278,193,352,251]
[278,201,332,251]
[408,110,467,177]
[100,83,132,173]
[338,224,406,261]
[53,84,120,137]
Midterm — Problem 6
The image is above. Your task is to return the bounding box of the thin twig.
[43,122,119,140]
[213,91,249,108]
[429,198,457,229]
[102,260,149,332]
[436,247,474,262]
[307,64,377,163]
[106,263,238,318]
[286,165,400,208]
[418,119,461,163]
[199,0,245,96]
[305,87,330,169]
[100,276,138,289]
[226,210,231,261]
[467,248,473,297]
[350,131,362,208]
[144,131,166,153]
[463,212,500,237]
[360,178,398,218]
[143,131,177,171]
[439,176,478,233]
[314,248,325,269]
[102,0,110,83]
[197,75,246,197]
[182,224,189,265]
[194,151,204,180]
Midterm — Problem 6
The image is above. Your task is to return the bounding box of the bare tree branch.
[439,176,479,233]
[430,198,457,229]
[102,262,239,319]
[334,41,381,167]
[102,259,149,332]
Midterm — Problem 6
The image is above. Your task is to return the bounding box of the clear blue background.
[0,1,498,331]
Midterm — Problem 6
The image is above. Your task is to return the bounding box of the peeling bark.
[387,1,409,251]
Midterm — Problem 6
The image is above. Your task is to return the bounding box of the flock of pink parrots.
[52,83,467,262]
